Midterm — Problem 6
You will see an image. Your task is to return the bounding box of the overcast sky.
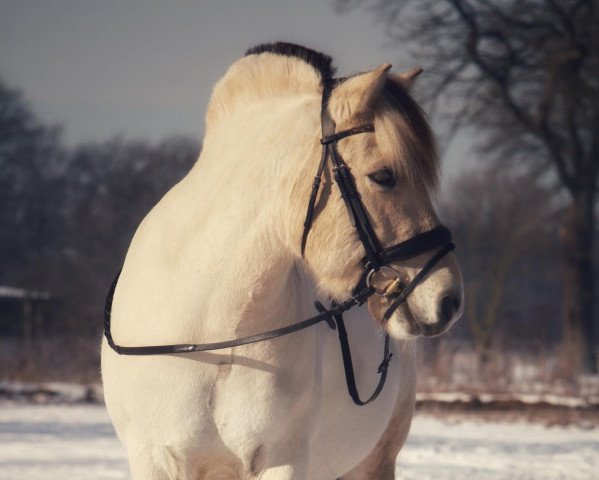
[1,0,473,181]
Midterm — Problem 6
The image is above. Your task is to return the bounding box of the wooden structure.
[0,286,57,339]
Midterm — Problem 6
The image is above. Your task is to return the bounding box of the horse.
[101,42,463,480]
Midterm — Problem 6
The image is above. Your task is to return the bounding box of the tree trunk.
[559,188,597,375]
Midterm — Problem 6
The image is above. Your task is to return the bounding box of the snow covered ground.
[0,403,597,480]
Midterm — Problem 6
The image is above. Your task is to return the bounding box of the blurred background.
[1,0,598,418]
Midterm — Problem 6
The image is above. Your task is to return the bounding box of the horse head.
[291,58,463,340]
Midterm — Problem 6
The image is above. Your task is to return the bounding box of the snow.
[0,403,598,480]
[0,403,127,480]
[415,391,599,409]
[398,416,598,480]
[0,286,52,300]
[0,381,100,404]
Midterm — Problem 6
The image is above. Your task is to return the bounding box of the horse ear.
[391,66,423,90]
[328,63,391,122]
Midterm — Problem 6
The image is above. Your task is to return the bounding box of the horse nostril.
[440,294,461,325]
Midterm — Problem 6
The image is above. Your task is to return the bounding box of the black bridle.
[103,80,455,406]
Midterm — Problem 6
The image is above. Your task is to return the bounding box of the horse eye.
[368,168,396,188]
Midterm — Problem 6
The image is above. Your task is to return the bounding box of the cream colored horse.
[102,43,463,480]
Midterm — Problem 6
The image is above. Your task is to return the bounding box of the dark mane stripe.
[245,42,336,81]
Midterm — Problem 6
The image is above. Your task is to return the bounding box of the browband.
[320,124,374,144]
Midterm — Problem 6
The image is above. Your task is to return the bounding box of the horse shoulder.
[341,345,417,480]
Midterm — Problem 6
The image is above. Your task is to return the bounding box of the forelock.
[374,79,439,190]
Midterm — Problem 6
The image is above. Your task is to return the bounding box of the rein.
[103,79,455,407]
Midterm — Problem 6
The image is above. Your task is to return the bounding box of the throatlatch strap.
[300,81,335,257]
[300,143,329,256]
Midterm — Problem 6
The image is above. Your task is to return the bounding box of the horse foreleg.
[340,378,415,480]
[127,447,171,480]
[127,444,205,480]
[256,436,310,480]
[259,464,308,480]
[339,407,413,480]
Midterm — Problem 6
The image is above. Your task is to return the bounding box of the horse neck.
[182,98,319,332]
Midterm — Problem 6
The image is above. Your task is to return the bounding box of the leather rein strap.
[105,270,375,355]
[103,79,455,407]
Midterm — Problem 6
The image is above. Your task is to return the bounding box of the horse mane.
[206,41,438,189]
[245,42,336,82]
[205,42,332,127]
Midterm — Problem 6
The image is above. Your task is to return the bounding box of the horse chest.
[308,316,409,476]
[209,313,410,477]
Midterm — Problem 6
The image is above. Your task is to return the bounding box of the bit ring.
[366,266,402,296]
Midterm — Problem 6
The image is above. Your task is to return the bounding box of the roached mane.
[245,42,336,83]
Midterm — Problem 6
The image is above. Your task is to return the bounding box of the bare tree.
[338,0,599,373]
[1,76,200,334]
[0,77,65,291]
[443,164,556,365]
[63,135,199,330]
